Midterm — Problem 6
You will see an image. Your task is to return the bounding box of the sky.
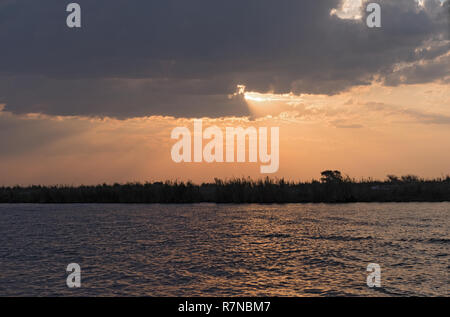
[0,0,449,185]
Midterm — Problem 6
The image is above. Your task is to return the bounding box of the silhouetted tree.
[387,175,400,183]
[320,170,343,183]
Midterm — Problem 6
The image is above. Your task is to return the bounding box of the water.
[0,203,448,297]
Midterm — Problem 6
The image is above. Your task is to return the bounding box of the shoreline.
[1,177,449,204]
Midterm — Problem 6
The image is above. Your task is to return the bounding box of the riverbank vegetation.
[1,171,449,204]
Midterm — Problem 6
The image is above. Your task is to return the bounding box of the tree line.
[0,171,449,204]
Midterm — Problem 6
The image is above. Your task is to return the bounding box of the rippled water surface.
[0,203,448,296]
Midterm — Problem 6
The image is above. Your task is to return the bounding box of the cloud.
[0,76,249,118]
[364,101,450,125]
[331,120,365,129]
[0,0,448,118]
[330,0,364,20]
[401,108,450,124]
[383,51,450,86]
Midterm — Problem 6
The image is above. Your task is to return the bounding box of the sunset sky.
[0,0,449,185]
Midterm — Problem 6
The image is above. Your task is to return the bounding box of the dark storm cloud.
[0,0,448,118]
[0,75,248,117]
